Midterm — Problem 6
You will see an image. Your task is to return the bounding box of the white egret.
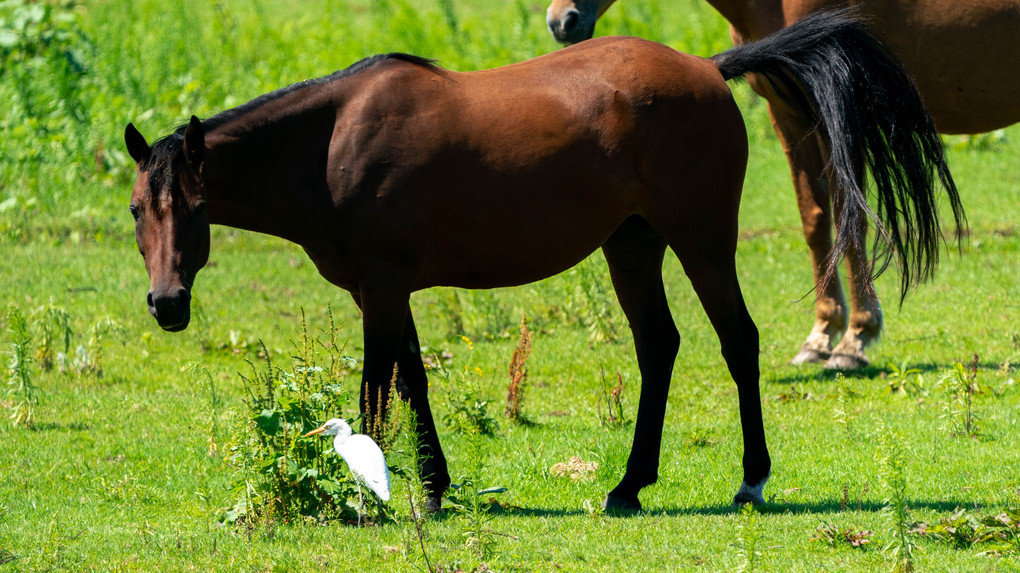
[304,418,390,522]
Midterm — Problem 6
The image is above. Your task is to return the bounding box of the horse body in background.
[125,12,960,511]
[548,0,1020,369]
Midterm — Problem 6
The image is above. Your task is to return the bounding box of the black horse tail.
[711,8,965,300]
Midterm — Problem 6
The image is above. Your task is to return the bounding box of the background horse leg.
[769,107,858,366]
[601,216,680,512]
[827,215,883,370]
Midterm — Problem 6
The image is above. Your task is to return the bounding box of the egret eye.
[129,205,140,221]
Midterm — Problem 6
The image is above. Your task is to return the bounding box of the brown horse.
[548,0,1019,369]
[125,11,961,512]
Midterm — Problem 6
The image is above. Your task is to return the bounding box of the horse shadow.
[497,498,978,519]
[767,359,1005,386]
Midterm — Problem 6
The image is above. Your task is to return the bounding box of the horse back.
[318,38,746,290]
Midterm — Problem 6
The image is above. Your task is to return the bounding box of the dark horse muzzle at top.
[125,10,960,513]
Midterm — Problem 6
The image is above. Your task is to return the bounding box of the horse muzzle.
[147,287,192,332]
[547,8,594,45]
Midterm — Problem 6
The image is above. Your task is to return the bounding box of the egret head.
[303,418,352,438]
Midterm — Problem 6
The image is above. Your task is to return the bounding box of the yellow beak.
[302,425,327,437]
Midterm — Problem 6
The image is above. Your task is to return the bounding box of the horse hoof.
[732,473,769,506]
[789,345,830,365]
[732,488,765,506]
[425,495,443,514]
[603,494,641,514]
[824,352,869,370]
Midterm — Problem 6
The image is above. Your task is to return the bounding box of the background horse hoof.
[603,494,642,514]
[789,344,831,365]
[823,351,869,371]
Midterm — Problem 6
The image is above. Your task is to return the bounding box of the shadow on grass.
[28,421,91,432]
[499,498,979,519]
[768,359,1005,385]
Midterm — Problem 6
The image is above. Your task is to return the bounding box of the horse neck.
[201,90,339,246]
[705,0,784,41]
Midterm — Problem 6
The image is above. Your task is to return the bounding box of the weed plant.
[445,423,508,563]
[734,502,763,572]
[938,359,981,438]
[31,304,71,372]
[438,338,499,436]
[596,361,628,428]
[73,316,124,379]
[833,372,856,439]
[393,399,436,572]
[568,257,620,343]
[5,304,37,427]
[877,421,918,572]
[811,521,874,549]
[504,314,532,423]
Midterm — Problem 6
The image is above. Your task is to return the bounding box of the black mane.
[142,53,439,182]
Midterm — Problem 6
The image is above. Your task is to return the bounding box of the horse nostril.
[177,288,191,305]
[147,291,155,311]
[563,10,580,33]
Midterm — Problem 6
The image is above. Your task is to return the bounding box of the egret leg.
[357,484,364,527]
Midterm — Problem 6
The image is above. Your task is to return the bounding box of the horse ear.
[183,115,204,168]
[125,123,151,164]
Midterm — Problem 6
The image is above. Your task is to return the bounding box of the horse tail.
[711,8,964,300]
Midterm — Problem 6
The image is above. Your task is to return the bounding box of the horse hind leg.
[650,211,772,505]
[684,249,771,503]
[600,215,680,512]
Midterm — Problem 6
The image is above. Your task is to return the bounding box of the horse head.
[124,116,210,332]
[546,0,615,45]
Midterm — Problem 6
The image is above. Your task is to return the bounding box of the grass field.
[2,0,1019,571]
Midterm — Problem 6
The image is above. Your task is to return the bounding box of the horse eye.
[193,201,207,217]
[129,205,140,221]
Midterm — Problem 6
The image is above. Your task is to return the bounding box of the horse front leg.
[394,313,450,512]
[353,286,451,513]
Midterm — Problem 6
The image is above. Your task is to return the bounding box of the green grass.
[2,0,1019,571]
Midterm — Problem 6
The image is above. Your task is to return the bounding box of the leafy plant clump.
[811,521,874,549]
[912,507,1020,556]
[221,310,364,526]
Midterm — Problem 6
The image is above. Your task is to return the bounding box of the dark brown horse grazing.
[548,0,1019,369]
[125,11,961,512]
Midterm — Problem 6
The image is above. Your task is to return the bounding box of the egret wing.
[337,434,391,502]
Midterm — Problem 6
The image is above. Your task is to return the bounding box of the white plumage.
[304,418,390,502]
